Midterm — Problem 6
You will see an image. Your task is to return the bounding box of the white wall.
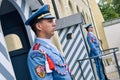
[104,23,120,53]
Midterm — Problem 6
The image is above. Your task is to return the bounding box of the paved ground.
[110,78,120,80]
[102,53,120,80]
[106,69,120,80]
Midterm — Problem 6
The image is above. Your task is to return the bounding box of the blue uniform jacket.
[87,32,101,57]
[28,38,72,80]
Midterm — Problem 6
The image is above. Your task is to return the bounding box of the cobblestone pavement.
[106,71,119,80]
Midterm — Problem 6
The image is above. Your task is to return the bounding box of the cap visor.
[43,15,55,19]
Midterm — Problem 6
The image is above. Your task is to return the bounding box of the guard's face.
[36,18,56,39]
[88,26,93,32]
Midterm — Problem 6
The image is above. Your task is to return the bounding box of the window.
[5,34,23,52]
[66,33,74,40]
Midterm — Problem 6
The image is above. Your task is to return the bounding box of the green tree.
[112,0,120,16]
[98,0,119,21]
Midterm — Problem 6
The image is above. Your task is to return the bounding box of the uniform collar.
[35,38,51,48]
[35,38,60,55]
[39,38,51,44]
[88,31,94,35]
[88,31,93,34]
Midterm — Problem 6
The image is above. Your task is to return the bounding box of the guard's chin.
[50,32,55,37]
[52,33,55,36]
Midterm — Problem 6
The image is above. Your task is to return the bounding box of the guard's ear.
[35,23,42,31]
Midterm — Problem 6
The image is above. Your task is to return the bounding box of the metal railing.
[77,47,119,80]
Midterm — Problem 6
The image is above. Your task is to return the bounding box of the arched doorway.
[0,0,31,80]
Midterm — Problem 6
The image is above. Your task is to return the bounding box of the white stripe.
[61,27,74,48]
[88,71,94,79]
[64,27,80,55]
[68,35,83,69]
[84,62,90,76]
[81,60,87,69]
[0,24,15,78]
[65,39,78,62]
[71,63,79,74]
[80,49,93,77]
[0,52,15,78]
[87,71,93,79]
[61,27,74,47]
[0,73,7,80]
[58,31,67,57]
[58,30,65,41]
[58,28,67,41]
[81,61,93,79]
[79,49,86,60]
[58,30,66,49]
[16,0,22,7]
[24,2,30,19]
[75,64,82,80]
[72,64,82,80]
[64,26,81,54]
[79,47,93,77]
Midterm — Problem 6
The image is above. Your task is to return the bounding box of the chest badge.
[35,65,46,78]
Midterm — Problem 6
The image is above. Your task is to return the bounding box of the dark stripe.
[0,63,15,80]
[21,0,25,12]
[60,27,70,45]
[85,68,92,80]
[82,61,89,74]
[70,44,84,71]
[58,28,67,45]
[81,54,94,80]
[67,38,83,65]
[70,47,85,80]
[90,76,94,80]
[63,24,78,51]
[58,30,61,36]
[64,26,79,58]
[0,42,9,60]
[80,53,87,66]
[77,71,83,80]
[75,65,83,80]
[70,47,86,80]
[77,70,84,80]
[59,24,77,50]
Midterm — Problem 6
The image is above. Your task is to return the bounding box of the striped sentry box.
[56,14,95,79]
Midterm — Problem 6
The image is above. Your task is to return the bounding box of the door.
[1,10,31,80]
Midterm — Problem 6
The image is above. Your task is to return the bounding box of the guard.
[85,23,106,80]
[25,4,72,80]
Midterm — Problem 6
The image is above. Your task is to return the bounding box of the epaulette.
[32,43,46,55]
[33,43,40,50]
